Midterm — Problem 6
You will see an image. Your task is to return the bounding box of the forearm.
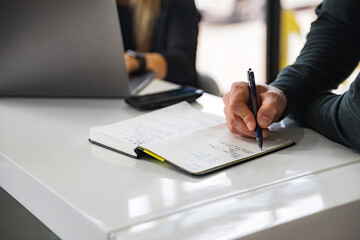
[302,77,360,152]
[145,53,167,79]
[271,1,360,122]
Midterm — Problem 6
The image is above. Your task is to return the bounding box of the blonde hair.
[131,0,161,52]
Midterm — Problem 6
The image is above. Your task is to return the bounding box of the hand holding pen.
[222,69,287,146]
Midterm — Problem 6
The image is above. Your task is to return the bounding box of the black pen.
[247,68,263,150]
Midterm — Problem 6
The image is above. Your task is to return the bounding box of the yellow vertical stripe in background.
[280,9,300,71]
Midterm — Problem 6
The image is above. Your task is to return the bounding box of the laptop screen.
[0,0,135,97]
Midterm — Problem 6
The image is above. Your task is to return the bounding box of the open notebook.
[89,102,295,175]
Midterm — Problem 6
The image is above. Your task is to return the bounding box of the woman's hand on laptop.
[124,53,140,74]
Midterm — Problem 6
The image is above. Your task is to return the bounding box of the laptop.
[0,0,153,97]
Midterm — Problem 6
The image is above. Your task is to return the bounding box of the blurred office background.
[195,0,357,96]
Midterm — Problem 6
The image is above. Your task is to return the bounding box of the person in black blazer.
[117,0,201,87]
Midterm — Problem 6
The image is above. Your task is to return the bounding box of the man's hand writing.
[223,82,287,138]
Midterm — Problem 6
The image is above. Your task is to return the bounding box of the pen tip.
[257,139,263,151]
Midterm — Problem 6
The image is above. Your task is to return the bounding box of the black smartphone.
[125,86,204,110]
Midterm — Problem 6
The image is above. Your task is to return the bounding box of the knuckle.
[267,91,279,99]
[223,92,231,103]
[237,107,250,120]
[228,101,238,112]
[238,89,248,98]
[231,82,240,89]
[229,126,238,134]
[228,116,237,128]
[222,94,227,104]
[232,81,246,91]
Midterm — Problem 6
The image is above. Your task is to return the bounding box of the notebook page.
[141,123,294,174]
[90,102,225,148]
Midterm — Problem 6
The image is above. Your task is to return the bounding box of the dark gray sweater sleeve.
[270,0,360,152]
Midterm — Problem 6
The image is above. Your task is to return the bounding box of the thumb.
[257,102,277,128]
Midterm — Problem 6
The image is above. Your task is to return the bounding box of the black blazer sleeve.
[157,0,201,87]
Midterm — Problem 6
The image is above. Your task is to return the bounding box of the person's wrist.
[126,50,146,74]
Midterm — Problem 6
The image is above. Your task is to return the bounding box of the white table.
[1,80,359,240]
